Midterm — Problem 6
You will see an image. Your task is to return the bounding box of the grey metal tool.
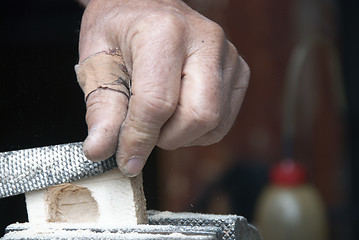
[2,211,262,240]
[0,142,117,198]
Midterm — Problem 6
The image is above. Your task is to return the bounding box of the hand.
[77,0,250,177]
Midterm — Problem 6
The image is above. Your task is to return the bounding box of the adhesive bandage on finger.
[75,49,131,100]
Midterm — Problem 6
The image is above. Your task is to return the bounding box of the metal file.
[0,142,117,198]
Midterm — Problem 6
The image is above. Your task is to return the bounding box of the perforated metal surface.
[3,211,262,240]
[148,211,262,240]
[0,142,117,198]
[3,223,221,240]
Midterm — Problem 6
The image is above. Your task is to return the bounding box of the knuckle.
[228,42,251,78]
[130,13,187,58]
[228,42,240,62]
[207,133,224,145]
[226,44,250,90]
[203,20,226,40]
[211,22,225,36]
[154,13,184,31]
[157,140,180,151]
[136,92,177,122]
[190,105,221,131]
[198,131,225,146]
[238,56,251,88]
[137,13,185,41]
[239,56,251,78]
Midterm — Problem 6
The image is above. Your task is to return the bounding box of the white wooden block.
[25,169,147,226]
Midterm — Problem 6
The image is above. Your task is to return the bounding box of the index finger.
[117,18,186,176]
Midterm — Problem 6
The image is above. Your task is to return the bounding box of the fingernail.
[123,157,145,177]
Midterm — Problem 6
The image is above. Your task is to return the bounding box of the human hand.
[76,0,250,177]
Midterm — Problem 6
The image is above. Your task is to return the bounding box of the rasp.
[0,142,117,198]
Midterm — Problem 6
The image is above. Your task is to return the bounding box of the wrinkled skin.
[78,0,250,177]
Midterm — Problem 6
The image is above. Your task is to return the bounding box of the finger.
[156,25,228,150]
[117,20,186,176]
[78,7,130,161]
[187,50,250,146]
[83,88,129,161]
[157,52,223,150]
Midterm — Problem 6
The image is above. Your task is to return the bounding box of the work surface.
[2,211,261,240]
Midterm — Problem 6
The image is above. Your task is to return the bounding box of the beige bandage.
[75,49,131,100]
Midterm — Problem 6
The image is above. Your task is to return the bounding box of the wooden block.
[25,169,147,226]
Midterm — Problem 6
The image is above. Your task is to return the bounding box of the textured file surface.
[0,142,117,198]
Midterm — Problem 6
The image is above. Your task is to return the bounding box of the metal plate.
[3,223,221,240]
[3,211,262,240]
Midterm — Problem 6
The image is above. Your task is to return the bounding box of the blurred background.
[0,0,358,239]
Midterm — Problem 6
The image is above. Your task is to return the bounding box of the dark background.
[0,0,86,236]
[0,0,358,239]
[0,0,158,236]
[341,0,359,239]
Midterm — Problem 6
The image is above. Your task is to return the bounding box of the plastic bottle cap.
[270,159,307,186]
